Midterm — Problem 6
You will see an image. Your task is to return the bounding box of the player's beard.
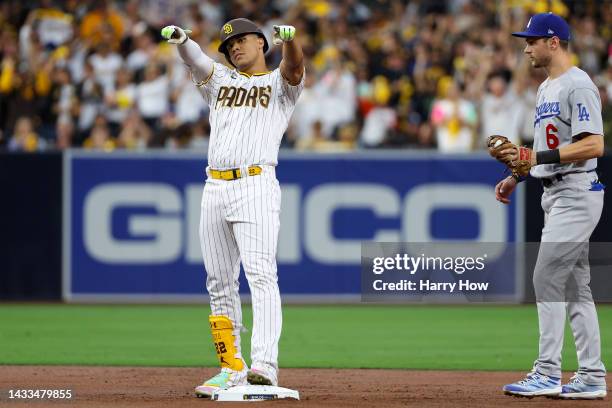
[531,53,551,69]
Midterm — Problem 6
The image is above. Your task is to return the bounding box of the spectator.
[198,0,224,27]
[52,67,76,122]
[573,17,606,75]
[478,72,524,145]
[153,112,181,149]
[139,0,192,28]
[1,47,51,137]
[8,116,46,152]
[126,24,156,73]
[314,61,357,138]
[122,0,144,34]
[430,79,477,153]
[105,68,136,135]
[0,0,610,153]
[171,70,208,125]
[517,67,548,145]
[83,123,115,151]
[56,117,74,149]
[288,73,318,144]
[360,105,397,148]
[88,39,123,93]
[48,66,77,148]
[296,120,355,152]
[136,63,170,131]
[296,121,327,151]
[416,123,436,149]
[79,0,124,51]
[75,62,105,141]
[117,110,152,149]
[29,0,74,49]
[188,119,209,151]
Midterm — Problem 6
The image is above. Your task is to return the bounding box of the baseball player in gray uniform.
[161,19,304,397]
[492,13,607,399]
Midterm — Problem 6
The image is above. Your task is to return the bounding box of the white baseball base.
[211,385,299,402]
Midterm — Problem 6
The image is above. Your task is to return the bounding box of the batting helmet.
[218,18,269,66]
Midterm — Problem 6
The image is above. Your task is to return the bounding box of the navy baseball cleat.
[559,374,607,400]
[503,371,561,397]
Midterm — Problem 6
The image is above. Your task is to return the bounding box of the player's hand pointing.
[273,25,295,45]
[161,25,192,44]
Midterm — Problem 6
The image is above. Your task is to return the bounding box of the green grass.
[1,304,611,371]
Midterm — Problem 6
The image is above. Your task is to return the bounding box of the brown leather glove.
[486,135,533,178]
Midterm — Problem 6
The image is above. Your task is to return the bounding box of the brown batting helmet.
[218,18,269,66]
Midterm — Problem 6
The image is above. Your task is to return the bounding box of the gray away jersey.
[531,66,604,178]
[197,63,304,169]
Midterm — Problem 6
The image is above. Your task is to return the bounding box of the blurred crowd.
[1,0,611,153]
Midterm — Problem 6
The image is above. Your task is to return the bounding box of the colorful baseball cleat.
[503,371,561,397]
[195,367,247,398]
[559,374,607,400]
[247,364,278,386]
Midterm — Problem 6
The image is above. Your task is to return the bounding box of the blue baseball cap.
[512,12,571,41]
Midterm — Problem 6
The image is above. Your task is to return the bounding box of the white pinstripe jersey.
[197,63,304,169]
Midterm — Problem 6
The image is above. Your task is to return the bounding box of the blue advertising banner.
[63,151,522,302]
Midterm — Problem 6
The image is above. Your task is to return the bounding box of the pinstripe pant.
[199,166,282,371]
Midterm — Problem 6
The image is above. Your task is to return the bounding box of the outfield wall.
[62,150,522,302]
[0,152,62,300]
[3,151,612,302]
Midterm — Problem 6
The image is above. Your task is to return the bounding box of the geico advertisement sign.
[83,182,506,265]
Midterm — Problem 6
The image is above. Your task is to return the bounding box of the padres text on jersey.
[198,63,304,169]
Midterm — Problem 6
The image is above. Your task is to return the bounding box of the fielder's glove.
[273,25,296,45]
[487,135,534,179]
[161,25,192,44]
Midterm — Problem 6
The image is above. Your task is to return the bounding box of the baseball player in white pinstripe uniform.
[490,13,607,400]
[161,19,304,397]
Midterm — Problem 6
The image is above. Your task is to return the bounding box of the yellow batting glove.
[273,25,295,45]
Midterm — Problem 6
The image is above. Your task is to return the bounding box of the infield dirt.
[0,366,610,407]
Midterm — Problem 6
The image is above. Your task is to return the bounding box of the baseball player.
[161,19,304,397]
[488,13,606,399]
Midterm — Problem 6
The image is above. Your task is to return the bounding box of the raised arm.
[161,25,214,84]
[274,25,304,86]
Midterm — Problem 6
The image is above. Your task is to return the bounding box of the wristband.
[512,174,527,183]
[536,149,561,165]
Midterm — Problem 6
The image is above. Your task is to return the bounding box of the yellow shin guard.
[208,315,244,371]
